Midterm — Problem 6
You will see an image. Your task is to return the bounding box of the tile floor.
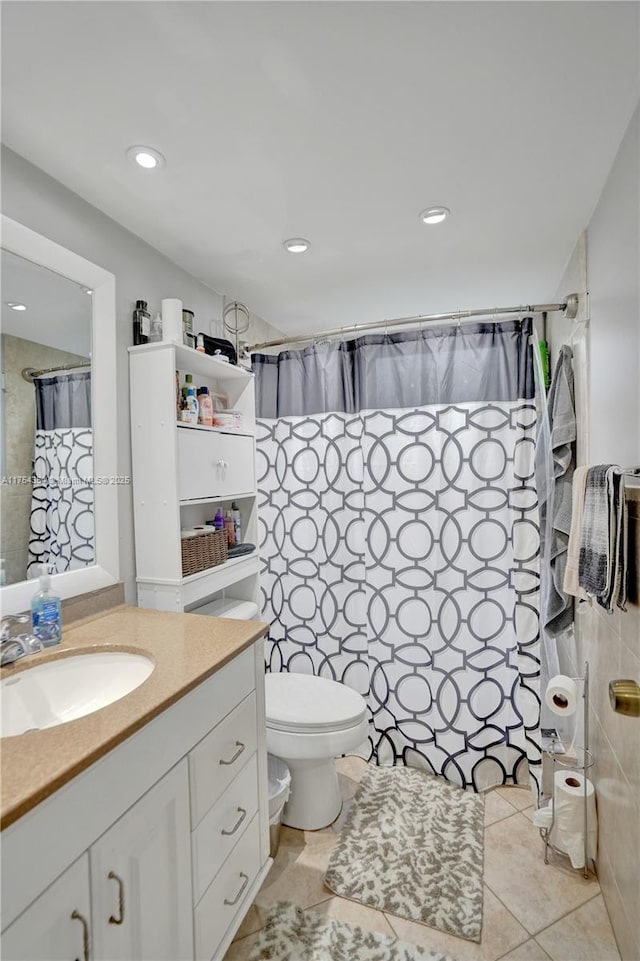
[224,758,621,961]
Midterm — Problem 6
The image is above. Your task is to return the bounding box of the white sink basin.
[1,651,154,737]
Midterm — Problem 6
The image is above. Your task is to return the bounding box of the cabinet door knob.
[107,870,125,925]
[221,806,247,836]
[224,872,249,906]
[71,909,90,961]
[219,741,245,766]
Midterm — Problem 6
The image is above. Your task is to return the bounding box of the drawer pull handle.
[108,871,125,925]
[224,872,249,907]
[219,741,245,766]
[221,806,247,836]
[71,909,90,961]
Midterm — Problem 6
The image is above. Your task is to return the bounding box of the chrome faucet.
[0,614,42,667]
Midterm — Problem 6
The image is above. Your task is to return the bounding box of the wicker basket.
[181,528,228,577]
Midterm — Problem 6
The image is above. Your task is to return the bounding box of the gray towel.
[578,465,634,612]
[542,346,576,637]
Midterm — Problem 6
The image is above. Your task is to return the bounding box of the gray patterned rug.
[324,766,485,942]
[245,902,457,960]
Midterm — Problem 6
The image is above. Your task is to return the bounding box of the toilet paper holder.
[540,661,594,879]
[609,679,640,717]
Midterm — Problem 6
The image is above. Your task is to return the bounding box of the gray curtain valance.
[253,318,534,419]
[35,371,92,431]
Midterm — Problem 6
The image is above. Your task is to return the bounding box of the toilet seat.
[265,672,367,734]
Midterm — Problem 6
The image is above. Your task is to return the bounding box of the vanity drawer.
[193,814,261,961]
[191,754,259,904]
[177,430,255,501]
[189,691,257,827]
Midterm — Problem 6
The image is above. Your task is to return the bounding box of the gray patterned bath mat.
[324,766,485,942]
[244,902,457,960]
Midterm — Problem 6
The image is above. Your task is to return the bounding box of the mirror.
[1,216,119,613]
[1,248,92,585]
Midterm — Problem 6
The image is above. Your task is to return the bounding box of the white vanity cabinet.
[3,767,193,961]
[89,761,193,961]
[1,856,91,961]
[1,640,271,961]
[129,343,260,614]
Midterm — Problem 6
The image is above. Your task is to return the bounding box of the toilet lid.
[265,673,367,733]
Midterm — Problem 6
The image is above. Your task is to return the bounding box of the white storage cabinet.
[129,343,259,613]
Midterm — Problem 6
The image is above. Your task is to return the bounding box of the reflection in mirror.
[1,248,92,586]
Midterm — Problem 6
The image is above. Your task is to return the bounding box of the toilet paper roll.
[551,770,597,870]
[545,675,578,716]
[162,298,183,342]
[533,803,553,830]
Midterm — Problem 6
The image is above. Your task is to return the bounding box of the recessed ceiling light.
[82,287,93,295]
[284,238,311,253]
[419,206,450,225]
[6,302,26,311]
[126,145,166,170]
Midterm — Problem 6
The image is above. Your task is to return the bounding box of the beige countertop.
[1,605,269,830]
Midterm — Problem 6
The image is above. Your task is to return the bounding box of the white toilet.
[264,672,368,831]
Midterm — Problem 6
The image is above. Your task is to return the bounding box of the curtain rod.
[21,361,91,383]
[247,293,579,352]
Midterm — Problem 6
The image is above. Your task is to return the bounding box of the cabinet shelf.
[181,552,258,585]
[176,423,254,438]
[129,342,253,382]
[180,493,256,507]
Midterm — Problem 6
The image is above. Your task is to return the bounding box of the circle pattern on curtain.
[257,402,541,792]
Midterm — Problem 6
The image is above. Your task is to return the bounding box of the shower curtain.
[27,370,94,577]
[254,320,541,793]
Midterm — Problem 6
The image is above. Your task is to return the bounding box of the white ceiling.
[1,2,638,335]
[1,249,91,356]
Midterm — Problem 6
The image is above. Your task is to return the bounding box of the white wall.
[1,146,282,602]
[587,106,640,466]
[548,105,640,961]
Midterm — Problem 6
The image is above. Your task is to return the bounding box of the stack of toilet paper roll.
[532,675,598,870]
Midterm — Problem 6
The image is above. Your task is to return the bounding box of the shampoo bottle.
[197,386,214,426]
[185,387,199,425]
[31,565,61,646]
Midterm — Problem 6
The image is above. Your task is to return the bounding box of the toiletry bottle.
[150,312,163,343]
[225,510,236,547]
[231,501,242,544]
[182,309,194,346]
[197,386,214,426]
[31,564,61,646]
[185,386,199,425]
[214,507,225,532]
[196,333,206,353]
[179,392,191,423]
[133,299,150,346]
[183,373,194,395]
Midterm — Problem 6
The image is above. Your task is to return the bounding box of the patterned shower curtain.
[254,321,541,793]
[27,370,94,577]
